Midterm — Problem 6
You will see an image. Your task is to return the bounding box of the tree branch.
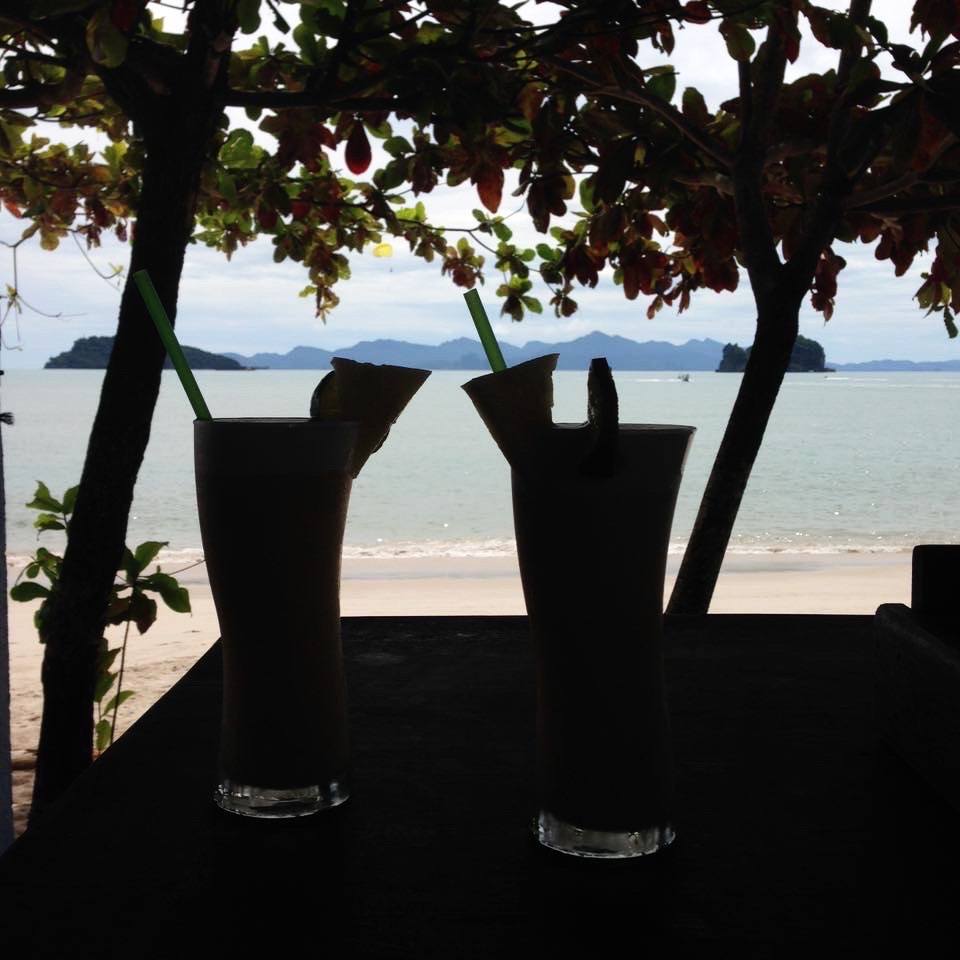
[825,0,874,175]
[853,193,960,215]
[222,89,413,113]
[0,86,59,110]
[837,0,873,89]
[0,44,68,67]
[750,27,789,151]
[545,57,733,170]
[673,173,735,196]
[785,0,873,293]
[731,22,790,302]
[764,138,824,164]
[737,59,753,153]
[845,171,921,209]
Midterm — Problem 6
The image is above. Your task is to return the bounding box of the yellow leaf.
[372,242,393,258]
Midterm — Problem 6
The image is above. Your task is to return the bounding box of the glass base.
[536,810,675,858]
[216,778,349,819]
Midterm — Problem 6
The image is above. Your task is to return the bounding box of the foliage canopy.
[3,3,959,334]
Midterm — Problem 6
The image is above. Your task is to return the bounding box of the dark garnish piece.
[580,357,620,477]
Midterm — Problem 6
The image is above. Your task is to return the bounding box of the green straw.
[463,289,506,373]
[133,269,212,421]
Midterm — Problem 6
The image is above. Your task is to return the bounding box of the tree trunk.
[0,359,12,852]
[667,299,800,616]
[29,116,216,822]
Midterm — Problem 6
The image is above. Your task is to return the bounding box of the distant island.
[717,335,833,373]
[46,336,245,370]
[46,331,960,372]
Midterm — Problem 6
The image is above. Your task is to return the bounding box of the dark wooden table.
[2,615,959,956]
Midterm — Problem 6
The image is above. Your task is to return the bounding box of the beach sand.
[5,551,911,836]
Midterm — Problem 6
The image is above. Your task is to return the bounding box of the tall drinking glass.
[464,360,694,857]
[194,418,357,818]
[512,423,694,857]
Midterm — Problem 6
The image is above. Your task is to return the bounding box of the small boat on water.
[678,373,691,382]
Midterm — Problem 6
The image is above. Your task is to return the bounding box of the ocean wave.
[344,538,920,559]
[6,538,929,571]
[343,538,518,559]
[716,543,915,556]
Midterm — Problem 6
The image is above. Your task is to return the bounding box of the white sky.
[1,0,955,367]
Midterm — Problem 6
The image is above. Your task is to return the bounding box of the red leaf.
[110,0,139,33]
[257,206,278,231]
[345,123,371,175]
[683,2,711,24]
[517,83,544,122]
[476,164,503,213]
[290,200,311,221]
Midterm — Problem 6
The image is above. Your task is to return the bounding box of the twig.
[110,618,131,745]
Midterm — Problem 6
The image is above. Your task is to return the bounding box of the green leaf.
[383,136,413,157]
[33,514,65,533]
[61,485,78,516]
[140,573,192,613]
[121,548,138,582]
[416,21,445,44]
[682,87,710,127]
[94,668,117,704]
[720,22,755,62]
[97,646,121,674]
[945,310,958,339]
[311,0,346,18]
[293,23,322,67]
[218,170,238,204]
[646,69,676,103]
[103,142,128,178]
[374,157,410,191]
[579,177,595,214]
[85,7,129,68]
[521,296,543,314]
[219,129,263,170]
[132,541,167,576]
[26,481,62,513]
[102,690,135,716]
[536,243,557,261]
[492,221,512,242]
[95,719,112,753]
[10,582,50,602]
[236,0,262,34]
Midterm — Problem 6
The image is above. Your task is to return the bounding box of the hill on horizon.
[224,332,728,371]
[224,332,960,372]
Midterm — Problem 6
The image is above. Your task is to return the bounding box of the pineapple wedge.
[311,358,430,477]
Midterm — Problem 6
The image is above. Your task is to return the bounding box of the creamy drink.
[512,423,694,850]
[195,418,357,817]
[464,361,694,857]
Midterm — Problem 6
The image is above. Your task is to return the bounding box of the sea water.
[2,369,958,561]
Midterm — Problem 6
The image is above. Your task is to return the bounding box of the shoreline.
[5,550,911,835]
